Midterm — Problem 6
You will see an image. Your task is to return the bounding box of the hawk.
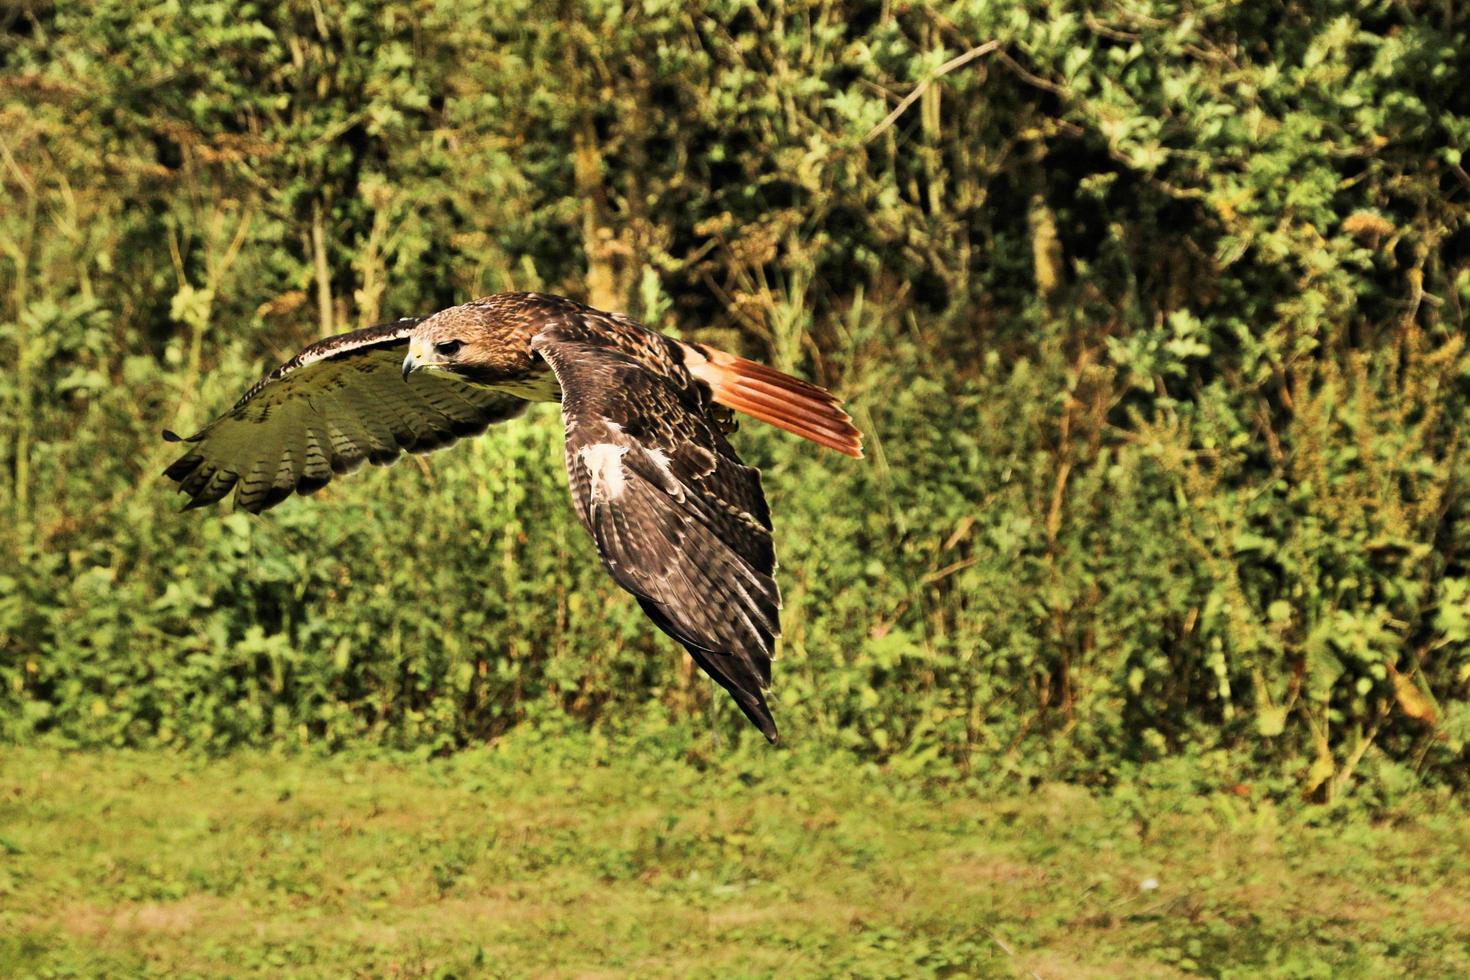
[163,292,862,743]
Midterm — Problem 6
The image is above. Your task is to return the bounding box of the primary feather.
[163,318,527,513]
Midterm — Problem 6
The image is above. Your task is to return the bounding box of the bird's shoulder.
[524,298,695,388]
[224,316,425,415]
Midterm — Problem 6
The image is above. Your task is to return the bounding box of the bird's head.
[402,300,534,385]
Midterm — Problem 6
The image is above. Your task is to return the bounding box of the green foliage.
[3,1,1468,794]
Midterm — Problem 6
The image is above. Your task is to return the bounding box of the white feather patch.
[643,448,685,501]
[580,443,628,501]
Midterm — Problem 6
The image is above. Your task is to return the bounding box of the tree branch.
[863,41,1000,144]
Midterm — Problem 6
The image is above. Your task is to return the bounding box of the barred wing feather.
[163,318,528,513]
[534,333,783,742]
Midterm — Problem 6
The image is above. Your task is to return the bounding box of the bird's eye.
[434,339,464,357]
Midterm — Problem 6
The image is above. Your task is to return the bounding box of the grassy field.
[3,731,1467,978]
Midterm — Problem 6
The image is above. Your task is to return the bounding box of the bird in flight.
[163,292,862,743]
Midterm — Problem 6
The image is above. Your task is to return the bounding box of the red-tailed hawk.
[163,292,862,742]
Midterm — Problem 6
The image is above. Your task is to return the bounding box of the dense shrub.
[2,1,1467,794]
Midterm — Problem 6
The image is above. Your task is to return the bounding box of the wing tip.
[730,686,780,745]
[162,427,210,444]
[749,704,780,745]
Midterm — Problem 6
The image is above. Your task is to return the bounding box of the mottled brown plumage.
[163,292,862,742]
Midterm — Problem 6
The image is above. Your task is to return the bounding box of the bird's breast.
[490,365,562,403]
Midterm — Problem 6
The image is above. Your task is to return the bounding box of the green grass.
[2,730,1467,978]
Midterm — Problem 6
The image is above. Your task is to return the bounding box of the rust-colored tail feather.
[682,343,863,458]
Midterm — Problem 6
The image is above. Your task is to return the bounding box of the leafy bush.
[2,1,1467,794]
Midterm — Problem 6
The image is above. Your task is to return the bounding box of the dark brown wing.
[534,332,782,743]
[163,317,527,513]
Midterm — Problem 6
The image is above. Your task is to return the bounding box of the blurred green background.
[6,2,1470,975]
[4,0,1469,800]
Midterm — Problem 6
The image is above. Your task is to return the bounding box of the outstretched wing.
[163,317,528,513]
[534,332,782,743]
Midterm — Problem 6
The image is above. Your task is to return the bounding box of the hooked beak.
[402,339,426,382]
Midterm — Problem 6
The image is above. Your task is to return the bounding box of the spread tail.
[681,342,863,458]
